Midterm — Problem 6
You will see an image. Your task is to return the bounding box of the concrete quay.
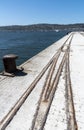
[0,32,84,130]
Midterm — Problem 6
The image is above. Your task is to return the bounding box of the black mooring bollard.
[3,54,18,73]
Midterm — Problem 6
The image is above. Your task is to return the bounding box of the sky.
[0,0,84,26]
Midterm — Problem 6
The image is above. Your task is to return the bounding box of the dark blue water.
[0,30,68,72]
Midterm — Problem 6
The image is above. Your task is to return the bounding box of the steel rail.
[43,34,73,101]
[31,34,74,130]
[65,48,78,130]
[0,33,73,130]
[0,58,53,130]
[31,51,68,130]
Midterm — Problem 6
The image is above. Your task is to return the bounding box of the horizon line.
[0,22,84,27]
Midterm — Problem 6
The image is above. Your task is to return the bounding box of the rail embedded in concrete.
[0,32,84,130]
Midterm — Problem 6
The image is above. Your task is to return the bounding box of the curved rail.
[0,33,74,130]
[30,35,74,130]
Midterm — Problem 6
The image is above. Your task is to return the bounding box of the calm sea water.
[0,30,68,72]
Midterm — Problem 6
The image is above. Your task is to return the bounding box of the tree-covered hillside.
[0,23,84,31]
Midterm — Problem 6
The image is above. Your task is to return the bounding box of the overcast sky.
[0,0,84,26]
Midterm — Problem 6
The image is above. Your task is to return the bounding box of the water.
[0,30,68,72]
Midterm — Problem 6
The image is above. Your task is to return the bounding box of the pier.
[0,32,84,130]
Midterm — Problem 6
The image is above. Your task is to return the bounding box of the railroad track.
[0,33,76,130]
[30,34,74,130]
[65,48,78,130]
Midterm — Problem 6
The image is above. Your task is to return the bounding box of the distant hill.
[0,23,84,31]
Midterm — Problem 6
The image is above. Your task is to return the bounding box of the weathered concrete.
[0,32,84,130]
